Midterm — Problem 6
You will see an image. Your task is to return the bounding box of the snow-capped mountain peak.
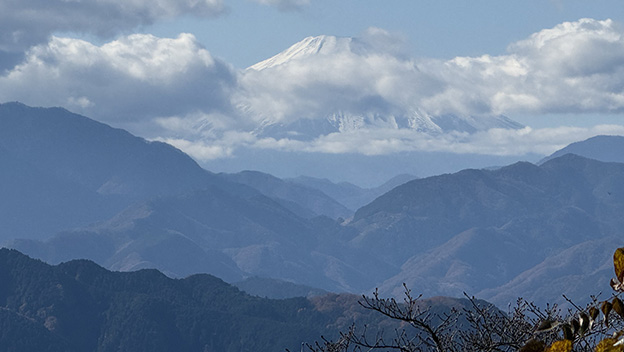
[248,35,352,71]
[244,34,525,141]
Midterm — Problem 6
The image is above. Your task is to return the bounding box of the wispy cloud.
[250,0,311,11]
[0,0,226,51]
[162,124,624,162]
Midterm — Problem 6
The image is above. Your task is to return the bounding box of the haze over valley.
[2,102,623,309]
[1,1,624,350]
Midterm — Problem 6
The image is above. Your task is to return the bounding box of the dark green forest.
[0,248,427,352]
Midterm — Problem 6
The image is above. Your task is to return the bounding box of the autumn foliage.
[523,247,624,352]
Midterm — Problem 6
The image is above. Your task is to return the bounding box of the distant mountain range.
[218,170,353,219]
[286,173,418,212]
[539,135,624,164]
[350,154,624,306]
[2,102,623,310]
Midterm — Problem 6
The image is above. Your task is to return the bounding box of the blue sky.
[148,0,624,68]
[1,0,624,182]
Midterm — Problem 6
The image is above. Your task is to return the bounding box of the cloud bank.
[0,18,623,161]
[160,124,624,162]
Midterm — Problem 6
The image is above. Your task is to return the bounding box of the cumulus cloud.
[168,17,624,161]
[251,0,311,11]
[414,18,624,116]
[0,33,236,126]
[237,19,624,126]
[0,0,226,51]
[237,29,438,125]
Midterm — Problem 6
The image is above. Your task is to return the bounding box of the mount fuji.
[204,34,536,185]
[243,35,523,141]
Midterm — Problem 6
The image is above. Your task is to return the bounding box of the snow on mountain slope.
[249,35,353,71]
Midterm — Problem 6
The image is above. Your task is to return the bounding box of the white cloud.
[236,19,624,125]
[0,0,226,51]
[0,33,236,125]
[158,138,234,160]
[1,19,624,162]
[423,18,624,115]
[168,124,624,162]
[236,30,437,125]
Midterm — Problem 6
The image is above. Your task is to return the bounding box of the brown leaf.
[590,307,600,321]
[561,323,574,341]
[614,247,624,284]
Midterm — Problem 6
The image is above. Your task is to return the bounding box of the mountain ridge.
[539,135,624,164]
[0,247,479,352]
[351,154,624,306]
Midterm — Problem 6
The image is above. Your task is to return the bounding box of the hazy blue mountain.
[287,173,418,211]
[539,135,624,164]
[0,102,378,291]
[286,176,367,211]
[3,102,622,309]
[0,102,219,198]
[9,186,373,291]
[478,236,621,307]
[0,143,110,240]
[219,170,352,219]
[0,102,231,240]
[205,147,537,191]
[346,155,624,307]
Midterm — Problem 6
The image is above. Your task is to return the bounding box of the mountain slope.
[0,102,372,291]
[288,173,419,211]
[249,35,352,71]
[0,102,217,198]
[345,155,624,306]
[0,102,231,240]
[539,135,624,164]
[0,248,477,352]
[9,185,370,291]
[219,170,352,219]
[477,236,621,307]
[0,248,328,352]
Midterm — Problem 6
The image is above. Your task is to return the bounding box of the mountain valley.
[1,102,623,344]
